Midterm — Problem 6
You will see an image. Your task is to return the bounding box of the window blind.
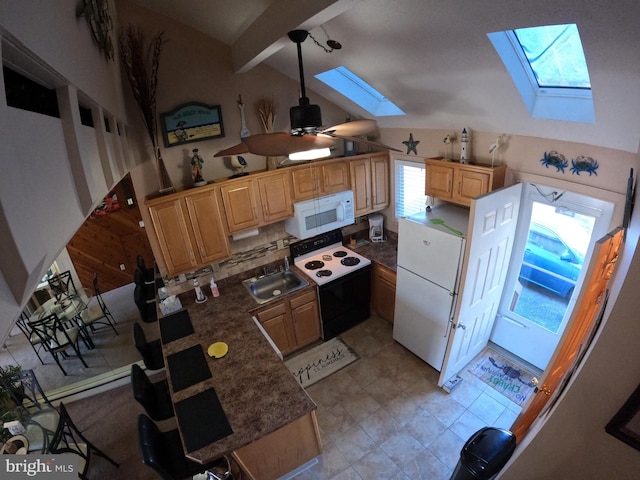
[395,159,427,218]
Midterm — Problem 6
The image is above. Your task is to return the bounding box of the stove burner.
[341,257,361,267]
[333,250,348,258]
[316,270,333,278]
[322,254,333,261]
[305,260,325,270]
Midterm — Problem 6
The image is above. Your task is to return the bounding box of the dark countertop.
[159,236,397,463]
[348,236,398,272]
[160,267,317,464]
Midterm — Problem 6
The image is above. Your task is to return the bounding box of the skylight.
[315,66,405,117]
[488,24,595,123]
[514,24,591,89]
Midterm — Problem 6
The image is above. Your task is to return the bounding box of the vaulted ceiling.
[127,0,640,153]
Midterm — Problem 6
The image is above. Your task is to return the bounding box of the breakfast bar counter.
[159,274,321,480]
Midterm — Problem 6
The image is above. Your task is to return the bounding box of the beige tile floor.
[297,315,522,480]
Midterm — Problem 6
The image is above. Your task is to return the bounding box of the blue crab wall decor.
[570,156,599,176]
[540,151,568,173]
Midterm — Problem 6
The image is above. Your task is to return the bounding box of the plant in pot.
[0,364,24,442]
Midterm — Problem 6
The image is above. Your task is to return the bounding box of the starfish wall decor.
[403,133,420,154]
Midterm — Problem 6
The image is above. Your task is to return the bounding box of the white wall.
[0,0,130,342]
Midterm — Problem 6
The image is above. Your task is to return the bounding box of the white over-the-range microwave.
[285,190,355,239]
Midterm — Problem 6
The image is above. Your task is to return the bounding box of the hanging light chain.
[308,31,341,53]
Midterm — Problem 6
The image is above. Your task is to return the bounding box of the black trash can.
[450,427,516,480]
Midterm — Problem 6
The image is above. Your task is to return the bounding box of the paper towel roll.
[232,228,260,241]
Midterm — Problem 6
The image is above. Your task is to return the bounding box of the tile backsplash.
[164,220,371,295]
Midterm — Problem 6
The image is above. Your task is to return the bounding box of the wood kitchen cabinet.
[257,170,294,223]
[349,152,390,216]
[291,159,350,201]
[147,187,231,275]
[425,158,506,207]
[219,178,261,233]
[372,262,396,324]
[255,288,321,356]
[221,171,294,233]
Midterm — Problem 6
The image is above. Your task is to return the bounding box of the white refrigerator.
[393,205,469,371]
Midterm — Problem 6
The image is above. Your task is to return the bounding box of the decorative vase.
[266,156,279,170]
[156,147,175,194]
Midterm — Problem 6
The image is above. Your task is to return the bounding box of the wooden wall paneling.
[66,174,155,292]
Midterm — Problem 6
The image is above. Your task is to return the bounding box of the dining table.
[158,275,322,480]
[30,295,95,350]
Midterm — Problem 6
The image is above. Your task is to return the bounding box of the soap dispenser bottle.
[210,277,220,297]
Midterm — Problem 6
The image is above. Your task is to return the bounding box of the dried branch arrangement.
[119,25,173,192]
[256,98,278,133]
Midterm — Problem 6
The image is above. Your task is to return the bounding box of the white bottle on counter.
[210,278,220,297]
[193,278,205,302]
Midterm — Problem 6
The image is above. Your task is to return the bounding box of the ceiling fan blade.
[214,142,250,157]
[322,119,377,137]
[331,133,403,153]
[243,133,335,156]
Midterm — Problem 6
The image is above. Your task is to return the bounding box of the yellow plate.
[208,342,228,358]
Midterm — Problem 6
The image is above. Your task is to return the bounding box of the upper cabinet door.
[349,153,390,216]
[425,158,506,206]
[258,171,294,223]
[371,154,390,211]
[291,160,350,201]
[350,158,372,216]
[148,198,198,274]
[291,167,319,201]
[184,189,231,264]
[426,162,455,200]
[321,161,350,194]
[220,179,261,233]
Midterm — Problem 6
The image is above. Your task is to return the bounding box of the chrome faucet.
[263,264,277,276]
[284,256,290,271]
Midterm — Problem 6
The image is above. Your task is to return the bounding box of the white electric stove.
[289,230,372,339]
[290,231,371,286]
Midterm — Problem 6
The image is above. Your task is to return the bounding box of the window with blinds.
[395,159,426,218]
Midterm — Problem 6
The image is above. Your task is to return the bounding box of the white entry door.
[438,184,522,386]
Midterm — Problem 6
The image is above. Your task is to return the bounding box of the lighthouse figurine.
[460,127,471,164]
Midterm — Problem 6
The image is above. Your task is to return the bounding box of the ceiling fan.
[215,30,400,158]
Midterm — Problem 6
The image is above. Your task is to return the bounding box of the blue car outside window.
[519,223,582,297]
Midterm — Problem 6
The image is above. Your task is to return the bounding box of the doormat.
[285,337,359,389]
[468,348,537,406]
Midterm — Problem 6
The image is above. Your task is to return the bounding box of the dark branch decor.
[605,383,640,451]
[119,25,174,194]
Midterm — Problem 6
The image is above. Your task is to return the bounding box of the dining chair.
[138,414,232,480]
[130,364,174,421]
[47,270,80,304]
[78,274,119,337]
[0,369,61,453]
[29,312,89,376]
[15,311,45,365]
[133,322,164,370]
[0,368,54,412]
[49,402,119,479]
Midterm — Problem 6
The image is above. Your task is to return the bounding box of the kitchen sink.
[242,270,309,304]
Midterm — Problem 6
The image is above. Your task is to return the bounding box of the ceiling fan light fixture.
[288,147,331,161]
